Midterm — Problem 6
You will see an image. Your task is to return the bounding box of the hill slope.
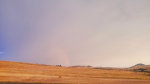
[1,61,150,84]
[129,63,150,72]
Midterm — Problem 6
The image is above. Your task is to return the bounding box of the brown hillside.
[129,63,150,72]
[1,61,150,84]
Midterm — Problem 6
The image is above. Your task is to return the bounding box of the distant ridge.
[130,63,150,68]
[130,63,145,68]
[129,63,150,72]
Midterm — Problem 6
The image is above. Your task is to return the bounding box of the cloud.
[0,0,150,67]
[0,51,4,55]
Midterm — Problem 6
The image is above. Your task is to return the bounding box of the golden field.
[0,61,150,84]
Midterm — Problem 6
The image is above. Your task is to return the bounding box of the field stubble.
[0,61,150,84]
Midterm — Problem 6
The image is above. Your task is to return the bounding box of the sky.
[0,0,150,67]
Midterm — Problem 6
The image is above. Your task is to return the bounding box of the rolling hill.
[129,63,150,72]
[0,61,150,84]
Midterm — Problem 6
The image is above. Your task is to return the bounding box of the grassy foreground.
[0,82,67,84]
[0,61,150,84]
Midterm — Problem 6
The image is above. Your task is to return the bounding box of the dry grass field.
[0,61,150,84]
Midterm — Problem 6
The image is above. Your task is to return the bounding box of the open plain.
[0,61,150,84]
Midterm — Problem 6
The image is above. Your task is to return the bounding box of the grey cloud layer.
[0,0,150,67]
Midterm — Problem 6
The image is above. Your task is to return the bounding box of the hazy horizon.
[0,0,150,67]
